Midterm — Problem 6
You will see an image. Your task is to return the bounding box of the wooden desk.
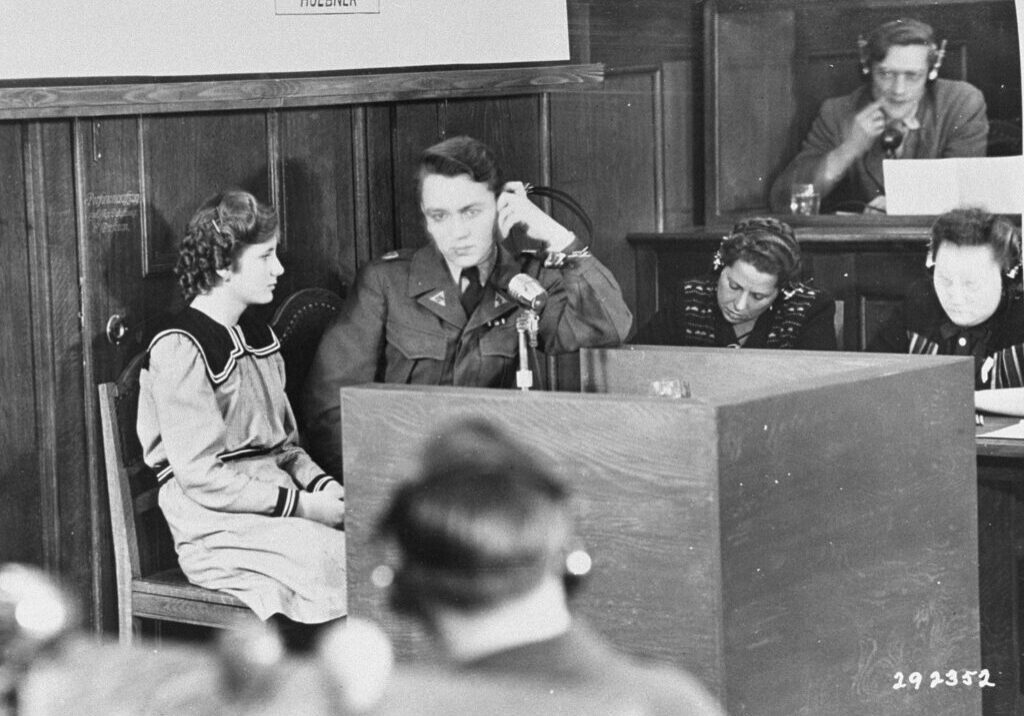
[343,352,984,715]
[978,417,1024,459]
[974,421,1024,714]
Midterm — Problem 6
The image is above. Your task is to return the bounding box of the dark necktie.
[460,266,483,316]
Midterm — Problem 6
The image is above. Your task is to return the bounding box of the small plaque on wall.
[86,193,141,241]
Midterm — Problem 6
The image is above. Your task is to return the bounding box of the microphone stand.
[515,310,540,391]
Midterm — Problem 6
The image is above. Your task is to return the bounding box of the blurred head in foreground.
[376,418,588,633]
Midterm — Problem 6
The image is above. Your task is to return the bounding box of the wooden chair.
[270,286,344,422]
[98,352,255,644]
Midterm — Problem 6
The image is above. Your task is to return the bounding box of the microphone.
[881,124,904,159]
[508,274,546,391]
[507,274,548,311]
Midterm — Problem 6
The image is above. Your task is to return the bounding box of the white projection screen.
[0,1,569,81]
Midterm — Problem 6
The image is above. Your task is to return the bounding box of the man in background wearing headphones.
[770,18,988,214]
[375,417,724,716]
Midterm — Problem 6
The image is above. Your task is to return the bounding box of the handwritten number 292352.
[893,670,994,690]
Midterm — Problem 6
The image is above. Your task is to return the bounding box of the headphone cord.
[525,185,594,242]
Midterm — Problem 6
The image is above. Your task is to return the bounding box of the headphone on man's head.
[857,21,948,82]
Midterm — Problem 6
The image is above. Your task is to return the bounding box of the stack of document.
[884,156,1024,215]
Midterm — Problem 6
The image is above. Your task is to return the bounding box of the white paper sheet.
[884,156,1024,215]
[980,419,1024,439]
[0,1,569,80]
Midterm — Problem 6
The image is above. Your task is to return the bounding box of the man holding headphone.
[302,136,632,478]
[770,18,989,214]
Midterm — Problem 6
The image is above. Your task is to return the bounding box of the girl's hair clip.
[211,218,224,235]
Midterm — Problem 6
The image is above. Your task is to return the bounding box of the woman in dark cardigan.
[632,217,836,350]
[869,207,1024,414]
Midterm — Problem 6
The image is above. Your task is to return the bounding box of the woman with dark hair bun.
[632,217,837,349]
[137,189,346,650]
[871,207,1024,408]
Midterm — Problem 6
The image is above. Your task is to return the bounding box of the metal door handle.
[105,313,129,345]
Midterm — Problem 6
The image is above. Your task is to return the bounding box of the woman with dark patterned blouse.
[632,217,836,350]
[870,207,1024,413]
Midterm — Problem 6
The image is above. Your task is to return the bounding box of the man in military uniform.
[302,135,633,476]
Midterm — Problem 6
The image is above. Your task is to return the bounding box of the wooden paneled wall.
[0,46,699,628]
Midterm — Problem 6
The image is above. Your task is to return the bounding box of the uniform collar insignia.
[493,293,508,308]
[428,290,446,307]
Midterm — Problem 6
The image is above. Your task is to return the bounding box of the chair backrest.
[270,287,344,420]
[98,352,177,593]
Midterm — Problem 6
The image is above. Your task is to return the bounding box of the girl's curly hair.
[174,189,279,300]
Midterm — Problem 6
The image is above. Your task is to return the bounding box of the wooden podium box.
[341,348,980,716]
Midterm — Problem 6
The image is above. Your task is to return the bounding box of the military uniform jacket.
[302,241,633,475]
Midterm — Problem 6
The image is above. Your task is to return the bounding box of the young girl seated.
[136,189,346,647]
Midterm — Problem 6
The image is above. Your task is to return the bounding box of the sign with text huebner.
[275,0,380,15]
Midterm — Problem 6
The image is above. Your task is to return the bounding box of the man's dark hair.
[377,418,573,617]
[417,136,504,198]
[862,18,940,70]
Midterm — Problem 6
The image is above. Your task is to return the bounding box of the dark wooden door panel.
[0,122,43,566]
[390,101,441,250]
[279,106,358,297]
[441,95,545,186]
[551,70,661,310]
[141,112,271,278]
[859,296,902,351]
